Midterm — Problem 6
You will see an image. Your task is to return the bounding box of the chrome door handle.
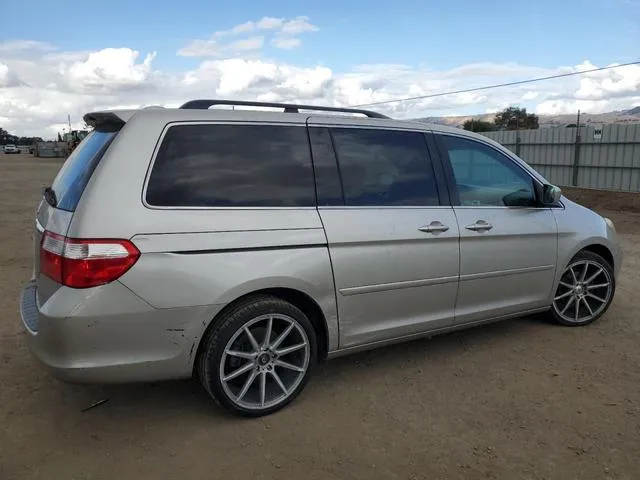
[465,220,493,232]
[418,221,450,234]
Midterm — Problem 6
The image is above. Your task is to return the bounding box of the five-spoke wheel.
[551,251,615,326]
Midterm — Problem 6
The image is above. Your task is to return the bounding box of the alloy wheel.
[552,259,613,324]
[219,314,310,411]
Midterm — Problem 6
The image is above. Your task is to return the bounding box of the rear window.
[145,124,315,207]
[51,131,117,212]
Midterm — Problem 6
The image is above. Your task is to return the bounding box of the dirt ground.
[1,154,639,480]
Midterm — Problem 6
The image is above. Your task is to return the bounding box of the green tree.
[463,119,496,132]
[0,127,17,144]
[1,127,46,145]
[18,136,43,144]
[494,106,539,130]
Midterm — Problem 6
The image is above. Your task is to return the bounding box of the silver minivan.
[20,100,622,416]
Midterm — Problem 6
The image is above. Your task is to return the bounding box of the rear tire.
[198,295,316,417]
[550,250,615,326]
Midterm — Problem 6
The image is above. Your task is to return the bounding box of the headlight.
[604,217,616,233]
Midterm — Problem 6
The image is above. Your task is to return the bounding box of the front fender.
[551,199,622,302]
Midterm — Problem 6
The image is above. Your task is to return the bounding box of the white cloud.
[0,63,13,86]
[67,48,156,88]
[181,58,332,98]
[257,17,285,30]
[0,40,56,55]
[229,36,265,52]
[181,35,266,58]
[216,17,283,37]
[227,21,257,36]
[280,16,318,35]
[179,16,318,57]
[271,36,301,49]
[1,29,639,138]
[270,16,318,50]
[531,61,640,114]
[178,40,219,58]
[574,62,640,100]
[0,62,24,87]
[535,98,640,116]
[0,45,161,137]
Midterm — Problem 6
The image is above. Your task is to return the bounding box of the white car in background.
[3,144,19,154]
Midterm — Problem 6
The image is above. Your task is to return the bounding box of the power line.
[350,60,640,108]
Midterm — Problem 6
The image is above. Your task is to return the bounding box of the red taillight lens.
[40,231,65,283]
[40,231,140,288]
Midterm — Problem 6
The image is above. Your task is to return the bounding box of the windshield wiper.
[43,187,58,208]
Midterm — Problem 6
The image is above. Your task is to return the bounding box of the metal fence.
[480,124,640,192]
[33,141,66,158]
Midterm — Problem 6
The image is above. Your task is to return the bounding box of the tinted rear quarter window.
[330,128,439,206]
[51,130,117,212]
[146,124,315,207]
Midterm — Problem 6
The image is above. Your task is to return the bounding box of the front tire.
[198,295,316,417]
[551,251,615,326]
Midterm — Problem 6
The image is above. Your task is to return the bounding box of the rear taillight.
[40,231,140,288]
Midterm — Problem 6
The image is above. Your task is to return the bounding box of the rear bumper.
[19,280,220,384]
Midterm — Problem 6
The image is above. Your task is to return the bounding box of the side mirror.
[542,184,562,205]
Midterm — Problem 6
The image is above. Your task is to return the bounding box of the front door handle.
[465,220,493,232]
[419,221,450,234]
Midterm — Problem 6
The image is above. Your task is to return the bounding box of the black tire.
[550,250,615,326]
[198,295,317,417]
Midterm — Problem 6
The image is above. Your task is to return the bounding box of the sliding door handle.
[419,222,450,234]
[465,220,493,232]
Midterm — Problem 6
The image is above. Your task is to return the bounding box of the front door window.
[441,135,536,207]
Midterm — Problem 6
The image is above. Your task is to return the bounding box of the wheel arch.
[580,243,614,270]
[559,239,616,273]
[193,287,333,376]
[550,239,616,303]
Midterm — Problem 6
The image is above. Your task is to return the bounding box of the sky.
[0,0,639,138]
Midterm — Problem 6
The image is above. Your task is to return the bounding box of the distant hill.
[413,106,640,129]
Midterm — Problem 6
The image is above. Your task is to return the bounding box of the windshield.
[50,130,117,212]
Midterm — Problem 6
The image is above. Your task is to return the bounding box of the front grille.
[20,285,39,332]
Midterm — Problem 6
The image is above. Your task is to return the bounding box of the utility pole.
[572,110,581,187]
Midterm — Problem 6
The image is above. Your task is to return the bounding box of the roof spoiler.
[83,112,128,132]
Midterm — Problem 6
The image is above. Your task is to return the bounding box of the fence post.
[572,110,581,186]
[515,135,521,157]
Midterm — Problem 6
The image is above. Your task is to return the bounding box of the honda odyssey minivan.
[20,100,622,416]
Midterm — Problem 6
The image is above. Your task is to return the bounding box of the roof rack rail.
[179,99,390,119]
